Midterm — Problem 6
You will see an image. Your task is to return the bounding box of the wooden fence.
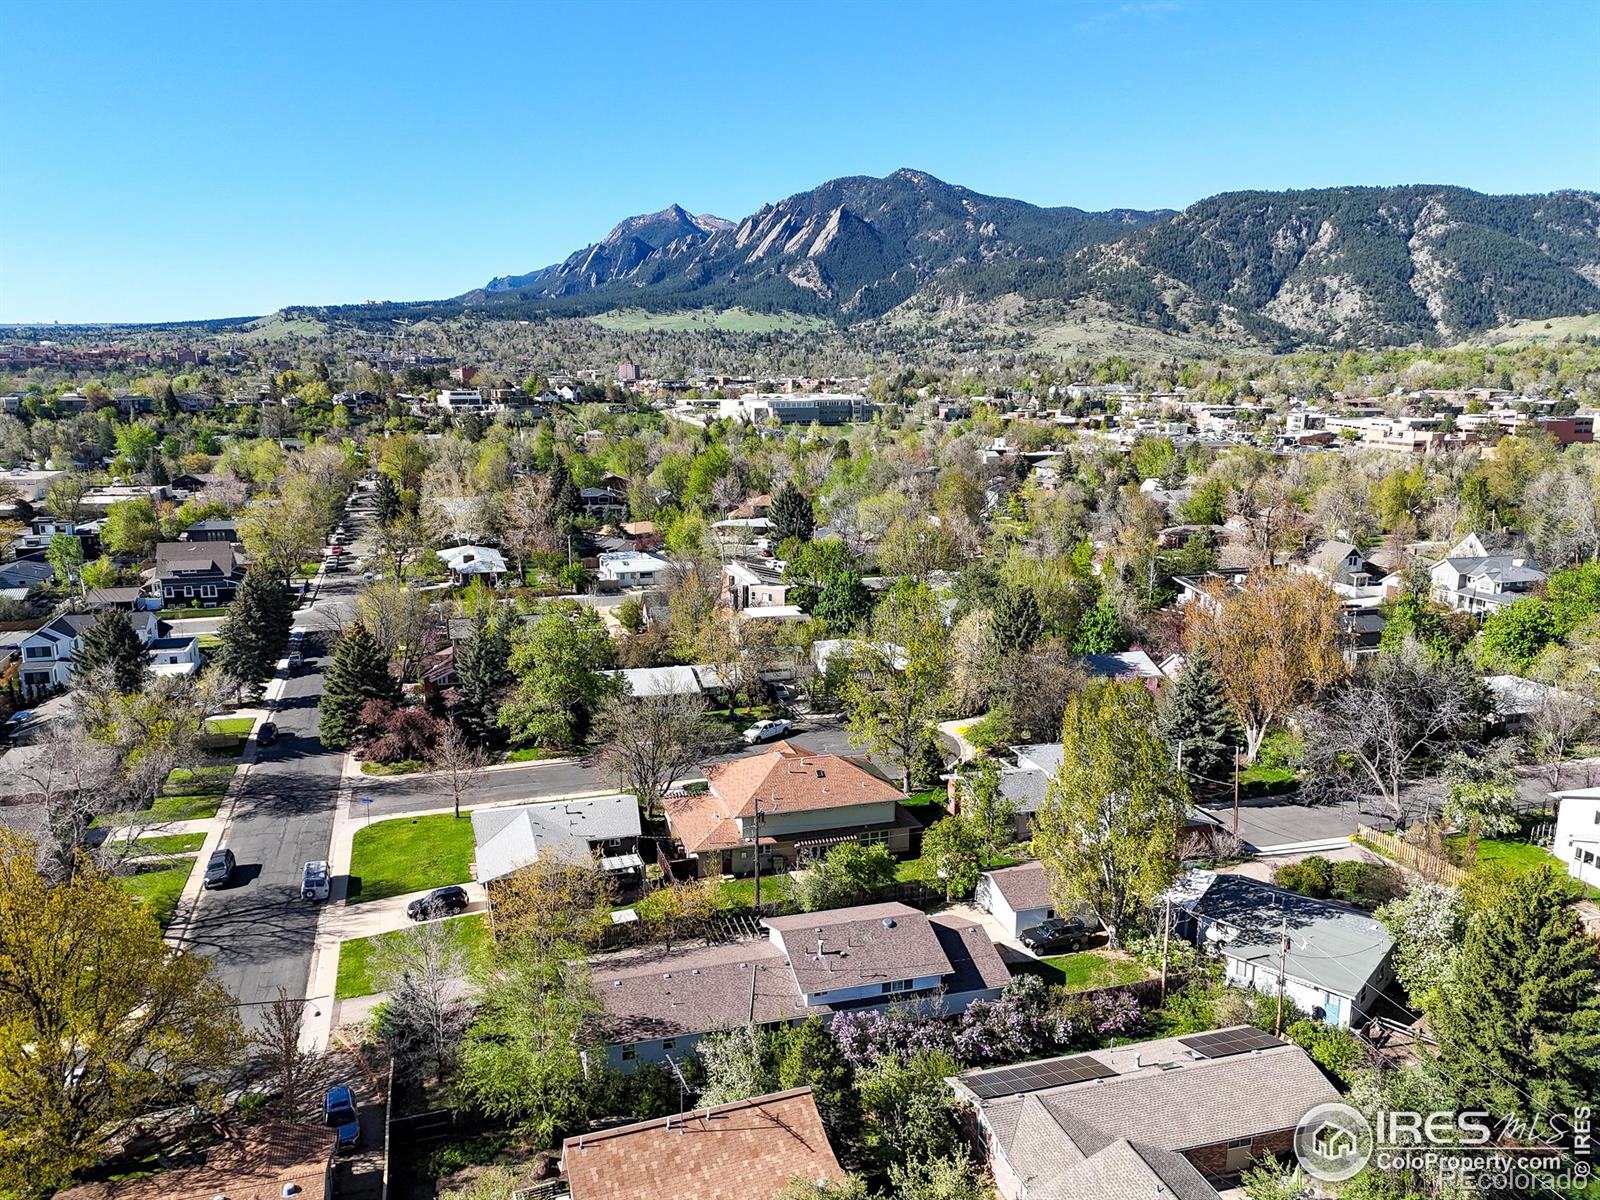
[1355,825,1467,883]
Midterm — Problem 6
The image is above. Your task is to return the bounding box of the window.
[662,1038,677,1052]
[202,585,216,598]
[620,1046,636,1061]
[882,978,914,995]
[857,830,889,849]
[1227,1138,1253,1149]
[183,587,194,598]
[24,645,51,659]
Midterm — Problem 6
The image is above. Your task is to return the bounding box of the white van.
[301,860,331,902]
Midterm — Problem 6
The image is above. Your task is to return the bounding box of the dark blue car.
[323,1085,361,1152]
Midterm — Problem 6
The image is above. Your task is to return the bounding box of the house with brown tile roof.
[592,902,1007,1070]
[561,1087,844,1200]
[665,741,913,878]
[55,1122,334,1200]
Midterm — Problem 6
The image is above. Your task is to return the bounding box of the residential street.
[353,716,879,815]
[167,523,371,1030]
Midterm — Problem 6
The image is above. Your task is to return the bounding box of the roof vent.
[283,1187,301,1198]
[691,968,701,975]
[613,980,622,987]
[816,769,825,778]
[662,973,671,980]
[881,918,896,929]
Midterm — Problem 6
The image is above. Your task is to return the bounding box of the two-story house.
[722,559,792,613]
[664,742,914,877]
[16,610,160,691]
[148,542,247,607]
[597,550,670,589]
[591,901,1008,1070]
[1428,531,1547,615]
[1552,786,1600,893]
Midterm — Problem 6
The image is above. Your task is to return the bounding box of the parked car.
[301,860,331,901]
[741,718,793,745]
[203,848,236,889]
[406,885,470,921]
[1019,916,1090,954]
[323,1085,361,1152]
[286,651,303,672]
[257,721,279,747]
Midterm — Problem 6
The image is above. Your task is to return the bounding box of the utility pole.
[1159,897,1172,1002]
[751,792,775,910]
[1275,916,1289,1037]
[1232,746,1241,840]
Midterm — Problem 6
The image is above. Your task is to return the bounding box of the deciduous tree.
[592,691,713,818]
[1033,681,1187,948]
[1185,569,1346,762]
[497,606,616,750]
[0,831,245,1196]
[840,583,951,792]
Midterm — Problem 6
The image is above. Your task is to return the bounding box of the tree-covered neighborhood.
[4,4,1600,1198]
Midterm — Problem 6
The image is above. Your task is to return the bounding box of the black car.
[1019,916,1090,954]
[257,721,279,747]
[203,848,236,889]
[406,885,470,921]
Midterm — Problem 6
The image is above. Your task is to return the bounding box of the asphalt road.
[179,508,372,1028]
[356,717,876,816]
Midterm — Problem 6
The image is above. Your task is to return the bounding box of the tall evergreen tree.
[214,568,292,695]
[454,609,512,746]
[1430,869,1600,1125]
[1158,647,1241,788]
[989,585,1043,653]
[549,458,581,525]
[768,480,815,545]
[74,610,149,692]
[318,622,400,749]
[373,473,402,526]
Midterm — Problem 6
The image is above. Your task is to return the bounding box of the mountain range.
[350,170,1600,350]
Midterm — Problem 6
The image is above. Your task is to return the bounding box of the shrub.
[1274,855,1334,898]
[1285,1019,1366,1083]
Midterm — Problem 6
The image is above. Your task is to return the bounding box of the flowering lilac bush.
[829,1008,954,1071]
[827,976,1148,1072]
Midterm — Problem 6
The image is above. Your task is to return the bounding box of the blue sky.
[3,0,1597,323]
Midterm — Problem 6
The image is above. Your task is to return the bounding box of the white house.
[471,795,642,883]
[15,611,159,692]
[436,545,507,585]
[1165,870,1394,1028]
[1428,533,1546,614]
[147,635,202,677]
[435,388,491,415]
[597,551,669,589]
[1552,787,1600,893]
[975,862,1058,939]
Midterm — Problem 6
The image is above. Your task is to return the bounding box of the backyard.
[1009,949,1151,991]
[348,813,477,903]
[1445,822,1600,899]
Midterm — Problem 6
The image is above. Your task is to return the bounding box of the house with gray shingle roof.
[471,796,641,883]
[1164,869,1395,1028]
[952,1029,1340,1198]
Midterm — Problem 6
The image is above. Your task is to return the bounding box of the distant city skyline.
[3,0,1597,324]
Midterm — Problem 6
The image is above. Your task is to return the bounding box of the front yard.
[335,913,491,1000]
[121,861,193,928]
[1009,949,1151,991]
[347,813,476,904]
[93,760,239,827]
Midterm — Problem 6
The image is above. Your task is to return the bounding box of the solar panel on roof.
[1177,1027,1284,1059]
[963,1052,1117,1099]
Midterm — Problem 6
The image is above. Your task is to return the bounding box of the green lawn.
[717,874,793,908]
[130,832,206,856]
[156,605,229,620]
[93,760,238,827]
[121,863,192,928]
[204,717,255,737]
[894,850,1027,885]
[348,814,476,904]
[335,914,490,1000]
[1010,950,1150,991]
[1445,830,1600,899]
[902,788,945,810]
[504,746,570,763]
[360,758,428,776]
